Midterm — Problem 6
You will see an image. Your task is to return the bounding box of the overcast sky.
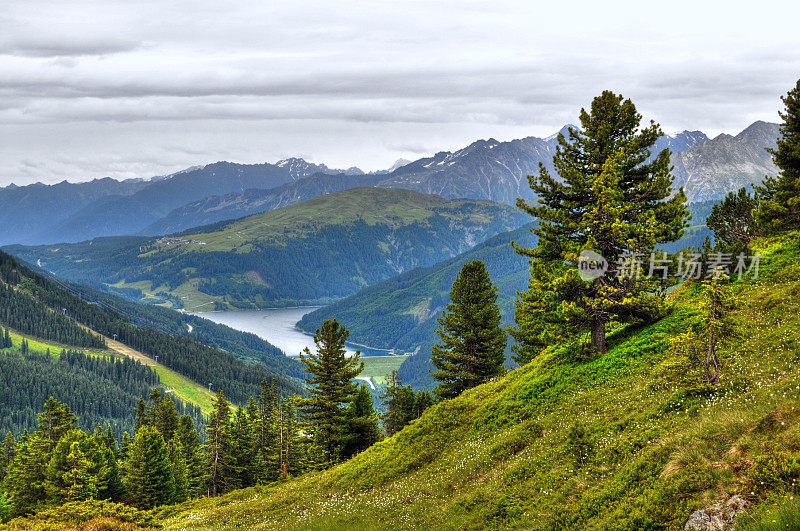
[1,0,798,185]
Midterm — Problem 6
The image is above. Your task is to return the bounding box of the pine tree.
[707,188,761,253]
[174,416,204,497]
[120,432,132,463]
[340,385,382,459]
[701,272,735,384]
[297,319,364,464]
[123,426,175,509]
[1,327,12,349]
[37,398,76,449]
[153,397,179,442]
[431,260,506,399]
[513,91,688,356]
[93,426,123,501]
[412,390,434,419]
[278,398,308,476]
[380,371,416,436]
[1,433,52,516]
[230,404,257,488]
[255,379,279,483]
[168,439,189,504]
[755,78,800,232]
[0,433,16,483]
[45,431,101,503]
[204,391,235,496]
[134,398,148,432]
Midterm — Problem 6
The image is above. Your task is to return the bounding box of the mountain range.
[0,159,365,246]
[671,120,779,202]
[7,188,529,310]
[0,122,779,246]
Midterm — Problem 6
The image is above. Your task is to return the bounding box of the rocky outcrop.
[684,496,750,530]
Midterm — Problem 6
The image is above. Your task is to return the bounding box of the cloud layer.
[1,0,798,184]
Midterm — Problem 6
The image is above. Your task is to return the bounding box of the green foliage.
[514,90,688,355]
[0,249,303,406]
[567,421,594,465]
[707,187,761,253]
[3,499,159,530]
[123,426,175,509]
[204,392,235,497]
[339,385,382,460]
[431,260,506,399]
[0,283,105,350]
[298,319,364,464]
[0,347,165,437]
[755,78,800,232]
[380,371,433,435]
[174,416,203,498]
[160,232,800,531]
[700,274,736,384]
[45,431,106,504]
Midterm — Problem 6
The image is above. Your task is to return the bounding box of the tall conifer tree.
[340,385,382,459]
[756,78,800,231]
[298,319,363,464]
[513,91,688,357]
[431,260,506,399]
[204,391,235,496]
[123,426,175,509]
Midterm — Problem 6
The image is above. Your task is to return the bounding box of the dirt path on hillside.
[105,337,158,366]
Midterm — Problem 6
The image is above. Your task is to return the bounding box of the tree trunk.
[591,317,607,354]
[705,330,720,384]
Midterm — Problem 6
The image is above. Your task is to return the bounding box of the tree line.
[0,341,202,440]
[0,318,423,520]
[0,250,303,403]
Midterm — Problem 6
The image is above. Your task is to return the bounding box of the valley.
[6,187,528,310]
[198,307,408,391]
[0,84,794,531]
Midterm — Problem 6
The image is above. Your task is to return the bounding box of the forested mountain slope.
[7,188,528,310]
[0,250,304,407]
[299,224,537,388]
[300,202,714,390]
[161,231,800,530]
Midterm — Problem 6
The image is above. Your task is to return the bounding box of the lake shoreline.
[194,307,396,358]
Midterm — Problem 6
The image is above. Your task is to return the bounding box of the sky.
[1,0,799,186]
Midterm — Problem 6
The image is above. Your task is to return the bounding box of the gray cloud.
[0,0,798,184]
[0,37,142,58]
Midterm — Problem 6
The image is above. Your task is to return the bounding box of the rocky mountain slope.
[139,128,714,237]
[672,121,779,202]
[0,177,150,246]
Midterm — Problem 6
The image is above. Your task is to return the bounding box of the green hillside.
[300,200,714,390]
[6,188,527,310]
[299,224,537,389]
[156,232,800,530]
[0,250,304,409]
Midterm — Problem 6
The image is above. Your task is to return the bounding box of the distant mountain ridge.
[142,172,383,235]
[0,159,365,245]
[0,122,778,245]
[7,188,529,310]
[140,127,717,236]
